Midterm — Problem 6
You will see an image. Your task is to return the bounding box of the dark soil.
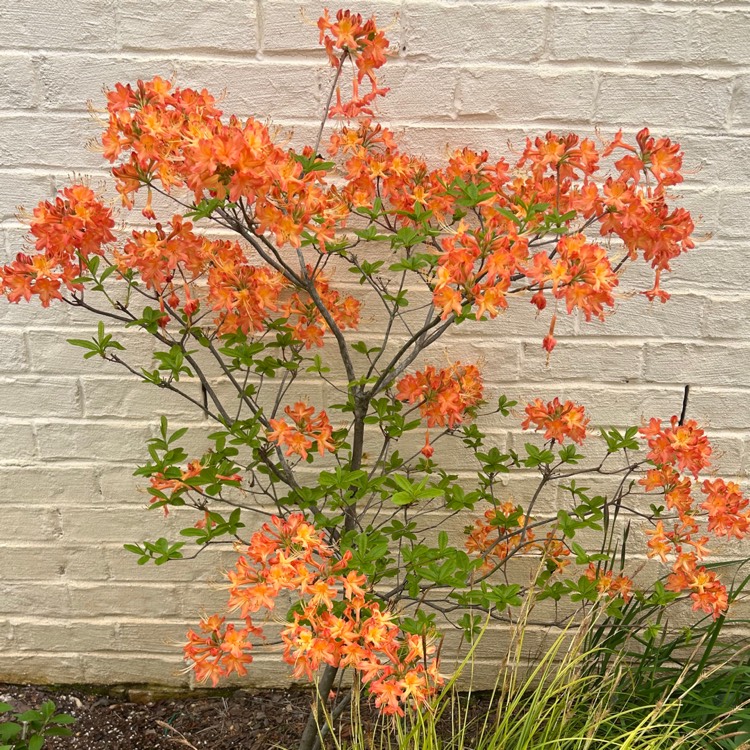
[0,683,494,749]
[0,684,315,750]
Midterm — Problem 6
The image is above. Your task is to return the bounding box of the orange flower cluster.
[702,478,750,539]
[268,402,336,460]
[184,514,441,715]
[1,185,115,306]
[284,268,361,348]
[526,234,618,321]
[640,419,745,619]
[318,9,390,118]
[584,564,634,603]
[640,417,712,478]
[104,77,346,250]
[328,117,694,349]
[541,532,572,573]
[396,363,483,429]
[522,398,589,445]
[184,614,261,686]
[602,128,694,302]
[465,502,534,573]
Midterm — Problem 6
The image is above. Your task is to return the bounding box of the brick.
[731,74,750,129]
[673,134,750,187]
[437,338,522,382]
[0,377,80,418]
[81,653,186,685]
[578,294,704,339]
[263,1,401,52]
[116,621,189,653]
[105,545,235,582]
[0,54,38,109]
[176,60,321,119]
[378,64,458,120]
[522,341,644,383]
[690,387,750,430]
[550,8,750,66]
[645,343,750,387]
[0,654,83,684]
[457,68,596,123]
[668,241,750,294]
[0,545,109,580]
[0,170,55,222]
[403,2,545,63]
[69,583,181,617]
[705,432,743,475]
[0,466,99,504]
[0,583,72,617]
[97,465,150,506]
[35,420,152,462]
[13,620,116,652]
[38,55,177,111]
[703,297,750,339]
[0,424,35,462]
[396,123,543,164]
[499,384,684,426]
[0,508,61,542]
[27,329,154,375]
[0,295,69,327]
[0,1,116,51]
[59,507,187,543]
[717,189,750,239]
[81,376,200,420]
[0,115,102,169]
[119,0,257,53]
[0,620,11,650]
[0,330,27,371]
[596,74,732,129]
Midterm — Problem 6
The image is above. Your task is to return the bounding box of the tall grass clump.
[305,592,739,750]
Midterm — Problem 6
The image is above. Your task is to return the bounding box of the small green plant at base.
[0,700,75,750]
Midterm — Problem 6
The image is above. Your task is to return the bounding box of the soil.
[0,683,494,749]
[0,684,315,750]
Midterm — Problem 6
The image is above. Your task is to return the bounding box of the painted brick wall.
[1,0,750,687]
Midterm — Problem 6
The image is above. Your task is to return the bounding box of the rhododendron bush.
[1,8,745,750]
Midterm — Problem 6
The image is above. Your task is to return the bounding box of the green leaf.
[0,724,21,741]
[50,714,76,725]
[15,710,42,723]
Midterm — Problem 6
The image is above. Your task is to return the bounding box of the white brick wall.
[1,0,750,688]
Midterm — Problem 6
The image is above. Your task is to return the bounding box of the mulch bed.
[0,683,495,749]
[1,684,315,750]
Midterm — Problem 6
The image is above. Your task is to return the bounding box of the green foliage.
[0,700,75,750]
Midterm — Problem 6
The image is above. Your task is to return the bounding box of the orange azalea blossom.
[465,502,535,573]
[267,401,336,460]
[585,564,634,603]
[639,465,693,515]
[522,398,589,445]
[318,9,390,118]
[184,514,442,714]
[541,532,572,573]
[1,185,115,306]
[701,479,750,539]
[639,422,746,619]
[396,363,483,429]
[640,417,711,477]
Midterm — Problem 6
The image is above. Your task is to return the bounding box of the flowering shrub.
[0,8,745,750]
